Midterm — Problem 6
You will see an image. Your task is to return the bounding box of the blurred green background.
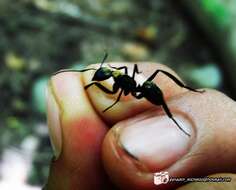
[0,0,235,188]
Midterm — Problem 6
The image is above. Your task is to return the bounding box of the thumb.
[102,89,236,189]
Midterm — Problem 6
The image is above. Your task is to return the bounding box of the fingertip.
[102,88,236,190]
[46,72,110,189]
[102,110,194,190]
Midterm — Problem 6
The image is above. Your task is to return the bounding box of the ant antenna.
[100,52,108,68]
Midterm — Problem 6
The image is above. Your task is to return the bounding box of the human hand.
[45,62,236,190]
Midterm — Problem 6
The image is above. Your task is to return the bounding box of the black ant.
[54,53,204,136]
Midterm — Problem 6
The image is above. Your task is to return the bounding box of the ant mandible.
[54,53,204,137]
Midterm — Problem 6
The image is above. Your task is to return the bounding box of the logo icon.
[154,171,169,185]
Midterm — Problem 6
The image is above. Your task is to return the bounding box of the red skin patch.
[47,117,115,189]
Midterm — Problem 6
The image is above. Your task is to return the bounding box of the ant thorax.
[112,70,123,78]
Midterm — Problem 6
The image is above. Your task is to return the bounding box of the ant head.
[92,52,111,81]
[92,67,112,81]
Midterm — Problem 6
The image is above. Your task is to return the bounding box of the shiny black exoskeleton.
[54,53,204,136]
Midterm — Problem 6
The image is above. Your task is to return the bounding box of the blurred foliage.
[0,0,225,187]
[182,0,236,96]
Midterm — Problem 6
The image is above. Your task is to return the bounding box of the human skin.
[45,62,236,190]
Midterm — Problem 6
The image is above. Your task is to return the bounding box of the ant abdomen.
[141,81,164,106]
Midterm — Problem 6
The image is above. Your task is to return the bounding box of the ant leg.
[103,90,123,112]
[53,68,96,76]
[108,65,128,75]
[84,82,119,94]
[132,64,142,79]
[147,69,204,93]
[161,99,190,137]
